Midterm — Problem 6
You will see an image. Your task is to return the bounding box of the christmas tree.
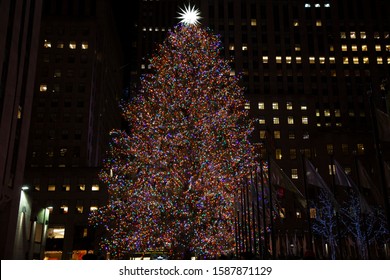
[90,12,255,259]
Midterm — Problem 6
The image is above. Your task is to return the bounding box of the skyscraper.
[0,0,43,260]
[23,0,123,260]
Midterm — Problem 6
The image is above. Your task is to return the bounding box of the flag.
[334,160,371,214]
[357,160,383,205]
[269,158,306,208]
[304,158,339,207]
[376,109,390,142]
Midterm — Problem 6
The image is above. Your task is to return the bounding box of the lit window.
[242,44,248,51]
[69,41,77,49]
[341,45,348,51]
[48,185,56,191]
[286,102,293,110]
[286,56,292,64]
[387,58,390,64]
[363,57,369,64]
[245,102,250,110]
[81,41,89,49]
[362,45,368,51]
[142,27,146,31]
[17,106,22,119]
[324,3,330,8]
[262,56,268,63]
[40,84,48,92]
[92,184,100,191]
[293,20,299,27]
[335,109,341,117]
[62,184,70,191]
[302,116,309,124]
[296,57,302,63]
[90,201,98,212]
[316,109,320,117]
[301,105,307,110]
[377,57,383,64]
[305,4,311,8]
[386,45,390,52]
[272,102,279,110]
[340,32,346,39]
[230,70,235,76]
[353,57,359,64]
[78,184,86,191]
[275,149,282,160]
[310,208,316,218]
[57,42,64,48]
[296,210,302,218]
[350,32,356,39]
[357,144,365,155]
[309,57,315,64]
[258,102,265,110]
[329,57,335,64]
[251,19,257,26]
[327,144,334,155]
[290,149,297,160]
[259,130,266,139]
[229,44,234,51]
[274,131,281,139]
[47,227,65,239]
[76,204,84,214]
[60,148,67,156]
[319,57,325,64]
[375,45,381,51]
[303,132,310,139]
[276,56,282,63]
[295,45,301,51]
[258,117,266,125]
[316,20,322,26]
[288,116,294,124]
[343,57,349,64]
[352,45,358,51]
[60,203,68,214]
[374,32,380,39]
[44,39,51,48]
[329,45,334,51]
[291,169,298,179]
[315,4,320,8]
[273,117,280,124]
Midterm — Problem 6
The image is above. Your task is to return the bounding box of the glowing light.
[177,4,201,26]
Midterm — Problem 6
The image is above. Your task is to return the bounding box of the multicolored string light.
[89,24,255,259]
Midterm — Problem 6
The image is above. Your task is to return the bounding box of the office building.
[23,0,123,259]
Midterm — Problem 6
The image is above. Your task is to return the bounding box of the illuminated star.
[177,4,201,26]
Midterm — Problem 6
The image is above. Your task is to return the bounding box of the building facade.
[23,0,123,259]
[0,0,43,260]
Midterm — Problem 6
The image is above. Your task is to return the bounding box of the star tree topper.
[177,3,201,26]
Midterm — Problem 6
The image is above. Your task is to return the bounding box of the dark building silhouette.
[0,0,43,260]
[23,0,123,260]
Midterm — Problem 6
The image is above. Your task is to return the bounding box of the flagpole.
[368,89,390,230]
[330,155,344,259]
[301,153,313,252]
[254,164,263,258]
[245,178,253,256]
[250,169,258,257]
[267,153,276,259]
[260,161,269,259]
[353,152,371,259]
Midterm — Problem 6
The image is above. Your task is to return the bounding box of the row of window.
[42,54,89,64]
[44,39,89,50]
[258,55,389,65]
[34,184,100,192]
[266,143,365,161]
[47,201,99,215]
[39,83,87,93]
